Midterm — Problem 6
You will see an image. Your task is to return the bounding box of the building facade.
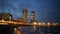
[0,13,12,21]
[30,11,35,23]
[22,8,28,23]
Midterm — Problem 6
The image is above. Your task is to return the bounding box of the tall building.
[22,8,28,23]
[30,11,35,23]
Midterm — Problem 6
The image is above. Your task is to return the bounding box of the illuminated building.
[16,18,24,22]
[22,8,28,23]
[0,13,12,21]
[16,18,25,24]
[30,11,35,23]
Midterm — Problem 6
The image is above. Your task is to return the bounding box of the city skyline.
[0,0,60,34]
[0,0,60,23]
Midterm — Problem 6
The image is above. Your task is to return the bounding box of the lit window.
[31,13,34,15]
[30,16,34,17]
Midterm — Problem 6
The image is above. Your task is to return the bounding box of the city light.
[34,22,37,25]
[53,23,56,26]
[42,22,45,25]
[31,13,34,15]
[30,16,34,17]
[0,23,8,25]
[2,19,5,22]
[39,23,41,25]
[14,22,17,24]
[55,23,58,25]
[14,28,17,30]
[0,8,59,34]
[47,23,50,25]
[33,26,36,30]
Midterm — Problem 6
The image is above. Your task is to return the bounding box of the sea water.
[19,26,60,34]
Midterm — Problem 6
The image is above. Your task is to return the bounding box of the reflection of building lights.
[33,26,36,30]
[48,23,50,25]
[31,13,34,15]
[14,28,17,30]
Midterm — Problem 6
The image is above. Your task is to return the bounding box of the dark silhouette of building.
[22,8,28,23]
[0,13,14,34]
[0,13,12,21]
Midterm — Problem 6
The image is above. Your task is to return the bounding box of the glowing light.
[14,28,17,30]
[31,13,34,15]
[33,26,36,30]
[48,23,50,25]
[53,23,56,26]
[2,19,5,22]
[39,23,41,25]
[14,22,17,24]
[31,16,34,17]
[0,23,8,25]
[42,23,45,25]
[9,17,11,20]
[34,22,37,25]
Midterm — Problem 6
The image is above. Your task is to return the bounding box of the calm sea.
[19,26,60,34]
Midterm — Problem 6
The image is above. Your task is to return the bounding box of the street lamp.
[39,23,41,25]
[34,22,37,25]
[42,22,45,25]
[48,23,50,25]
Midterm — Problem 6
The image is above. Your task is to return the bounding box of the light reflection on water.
[19,26,60,34]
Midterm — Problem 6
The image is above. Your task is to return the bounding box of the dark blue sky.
[0,0,60,23]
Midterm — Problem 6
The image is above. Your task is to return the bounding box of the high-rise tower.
[30,11,35,23]
[22,8,28,23]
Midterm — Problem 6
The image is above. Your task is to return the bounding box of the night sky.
[0,0,60,23]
